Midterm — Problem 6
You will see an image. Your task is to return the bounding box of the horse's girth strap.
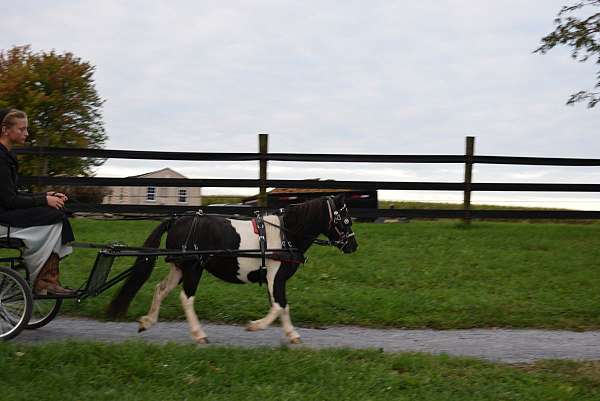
[254,213,267,269]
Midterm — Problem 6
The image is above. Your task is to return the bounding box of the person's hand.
[46,194,65,209]
[47,191,69,201]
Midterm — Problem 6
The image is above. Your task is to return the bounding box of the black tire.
[12,261,62,329]
[0,266,33,340]
[26,297,62,330]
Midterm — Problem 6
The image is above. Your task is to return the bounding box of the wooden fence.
[14,134,600,221]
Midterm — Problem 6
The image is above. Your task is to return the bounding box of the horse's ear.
[334,193,347,206]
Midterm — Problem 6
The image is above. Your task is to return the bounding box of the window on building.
[147,187,156,201]
[178,188,187,203]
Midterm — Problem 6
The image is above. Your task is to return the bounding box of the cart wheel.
[26,298,62,330]
[0,267,32,340]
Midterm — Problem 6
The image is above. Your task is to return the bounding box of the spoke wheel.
[0,267,32,341]
[26,298,62,330]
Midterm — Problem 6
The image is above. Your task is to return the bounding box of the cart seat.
[0,237,25,249]
[0,224,25,249]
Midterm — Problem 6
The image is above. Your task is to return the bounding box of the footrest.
[34,291,81,300]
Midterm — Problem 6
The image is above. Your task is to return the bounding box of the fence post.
[258,133,269,208]
[463,136,475,224]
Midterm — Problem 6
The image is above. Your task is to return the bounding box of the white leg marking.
[280,305,301,343]
[246,266,284,331]
[246,303,284,331]
[179,290,208,344]
[138,264,182,332]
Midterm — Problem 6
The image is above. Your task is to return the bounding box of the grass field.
[2,342,600,400]
[202,195,245,206]
[377,200,559,210]
[14,218,592,330]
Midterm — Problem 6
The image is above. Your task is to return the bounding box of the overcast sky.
[2,1,599,209]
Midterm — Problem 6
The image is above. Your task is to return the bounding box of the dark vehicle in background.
[242,187,378,220]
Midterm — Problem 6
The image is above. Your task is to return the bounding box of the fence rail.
[14,146,600,166]
[13,135,600,221]
[19,176,600,193]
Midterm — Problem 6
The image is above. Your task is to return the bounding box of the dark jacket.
[0,143,46,211]
[0,143,74,243]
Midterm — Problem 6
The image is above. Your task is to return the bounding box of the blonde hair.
[1,109,27,128]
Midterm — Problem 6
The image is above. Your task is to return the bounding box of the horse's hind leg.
[179,262,208,344]
[138,263,182,332]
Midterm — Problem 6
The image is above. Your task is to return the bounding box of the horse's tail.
[106,219,173,319]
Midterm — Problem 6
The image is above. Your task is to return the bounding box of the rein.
[75,198,351,259]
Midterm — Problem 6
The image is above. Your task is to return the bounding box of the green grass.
[202,195,244,205]
[202,197,561,210]
[4,218,600,329]
[379,200,568,210]
[1,342,600,401]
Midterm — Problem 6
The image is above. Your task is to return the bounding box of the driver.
[0,108,75,295]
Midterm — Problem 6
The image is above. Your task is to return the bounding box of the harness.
[170,196,352,285]
[253,211,268,284]
[167,211,205,264]
[251,211,308,285]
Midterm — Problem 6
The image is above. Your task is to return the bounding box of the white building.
[102,167,202,206]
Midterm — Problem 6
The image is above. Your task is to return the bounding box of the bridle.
[267,196,355,251]
[318,196,355,251]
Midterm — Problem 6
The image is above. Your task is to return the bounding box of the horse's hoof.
[196,337,209,344]
[246,322,260,332]
[289,337,302,344]
[137,316,153,333]
[137,319,148,333]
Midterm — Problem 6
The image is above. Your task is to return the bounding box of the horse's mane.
[282,197,327,246]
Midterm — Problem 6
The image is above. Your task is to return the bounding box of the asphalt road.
[13,317,600,364]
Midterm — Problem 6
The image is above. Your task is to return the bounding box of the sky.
[2,1,599,209]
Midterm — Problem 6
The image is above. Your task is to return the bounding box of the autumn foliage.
[0,45,107,176]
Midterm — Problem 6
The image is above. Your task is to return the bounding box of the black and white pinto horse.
[107,195,358,344]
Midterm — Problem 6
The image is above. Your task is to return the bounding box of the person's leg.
[34,252,74,295]
[34,252,58,294]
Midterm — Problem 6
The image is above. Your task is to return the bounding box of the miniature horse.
[107,195,358,344]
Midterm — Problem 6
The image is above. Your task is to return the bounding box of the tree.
[536,1,600,107]
[0,45,107,175]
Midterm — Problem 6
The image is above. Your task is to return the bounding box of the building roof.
[268,188,349,194]
[127,167,188,179]
[242,180,352,201]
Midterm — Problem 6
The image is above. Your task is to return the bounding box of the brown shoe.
[34,253,74,295]
[34,254,57,294]
[44,283,76,296]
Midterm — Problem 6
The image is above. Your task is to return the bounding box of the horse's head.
[324,194,358,254]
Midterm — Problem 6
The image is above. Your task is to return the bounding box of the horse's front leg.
[138,264,182,332]
[280,304,301,344]
[246,266,283,332]
[247,264,301,344]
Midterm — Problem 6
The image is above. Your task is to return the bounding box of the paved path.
[14,317,600,364]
